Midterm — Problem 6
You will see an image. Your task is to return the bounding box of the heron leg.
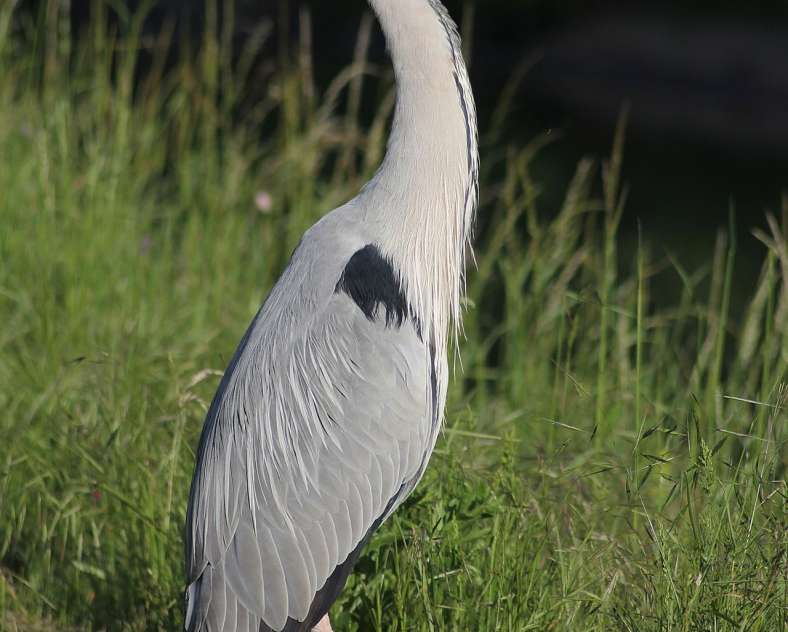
[312,614,333,632]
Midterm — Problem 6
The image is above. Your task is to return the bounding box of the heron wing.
[185,279,436,631]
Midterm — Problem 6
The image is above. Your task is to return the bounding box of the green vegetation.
[0,2,785,630]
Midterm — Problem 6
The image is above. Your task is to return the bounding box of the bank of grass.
[0,2,785,630]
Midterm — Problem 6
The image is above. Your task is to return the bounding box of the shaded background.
[56,0,788,288]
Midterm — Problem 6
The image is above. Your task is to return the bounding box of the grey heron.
[184,0,479,630]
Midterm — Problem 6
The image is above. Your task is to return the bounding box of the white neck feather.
[363,0,479,350]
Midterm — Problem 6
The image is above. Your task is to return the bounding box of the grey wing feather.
[184,289,436,631]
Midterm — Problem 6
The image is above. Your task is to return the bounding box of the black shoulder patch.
[335,244,409,327]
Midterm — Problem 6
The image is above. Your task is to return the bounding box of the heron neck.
[363,0,478,347]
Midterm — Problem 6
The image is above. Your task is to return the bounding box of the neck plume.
[364,0,479,352]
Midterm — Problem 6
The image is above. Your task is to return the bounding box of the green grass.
[1,2,786,630]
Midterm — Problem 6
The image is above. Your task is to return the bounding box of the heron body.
[184,1,478,630]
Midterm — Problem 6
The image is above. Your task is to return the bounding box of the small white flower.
[255,191,273,214]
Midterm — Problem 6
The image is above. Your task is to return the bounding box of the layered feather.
[185,229,444,629]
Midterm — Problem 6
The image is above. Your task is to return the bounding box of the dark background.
[57,1,788,280]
